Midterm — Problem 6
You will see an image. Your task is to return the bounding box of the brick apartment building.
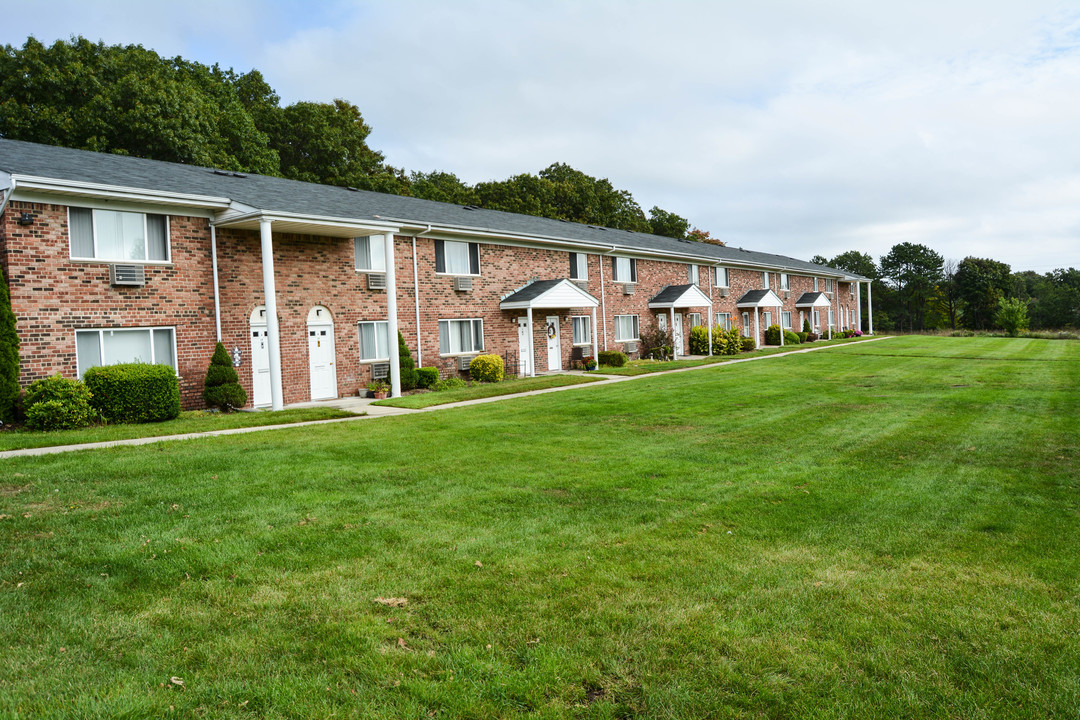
[0,139,872,410]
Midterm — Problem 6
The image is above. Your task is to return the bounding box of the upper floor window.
[75,327,176,377]
[715,267,729,287]
[435,240,480,275]
[612,257,637,283]
[813,277,820,292]
[825,278,835,293]
[780,273,790,290]
[569,252,588,280]
[354,235,386,273]
[688,265,699,286]
[762,271,770,289]
[69,208,169,262]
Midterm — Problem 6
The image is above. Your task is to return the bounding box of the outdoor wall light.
[18,212,33,225]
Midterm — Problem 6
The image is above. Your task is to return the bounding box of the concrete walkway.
[1,336,893,460]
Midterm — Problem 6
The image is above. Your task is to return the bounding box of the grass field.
[0,407,360,452]
[373,374,603,409]
[1,336,1077,718]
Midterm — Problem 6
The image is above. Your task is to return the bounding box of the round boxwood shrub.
[597,350,628,367]
[84,363,181,424]
[24,374,96,430]
[764,324,783,346]
[469,354,505,383]
[741,336,757,352]
[784,329,801,345]
[797,331,808,343]
[416,367,439,388]
[203,342,247,411]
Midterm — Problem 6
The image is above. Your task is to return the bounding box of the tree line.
[812,244,1079,331]
[0,37,693,239]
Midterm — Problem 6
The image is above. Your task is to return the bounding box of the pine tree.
[397,332,418,391]
[202,342,247,410]
[0,267,20,424]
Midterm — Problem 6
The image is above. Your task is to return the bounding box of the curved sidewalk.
[0,336,893,459]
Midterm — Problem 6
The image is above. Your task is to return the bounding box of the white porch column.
[383,232,401,397]
[829,292,834,340]
[867,281,874,335]
[527,307,536,377]
[856,281,862,332]
[778,304,784,346]
[670,307,677,360]
[591,306,598,365]
[754,309,760,348]
[707,307,713,356]
[259,219,284,411]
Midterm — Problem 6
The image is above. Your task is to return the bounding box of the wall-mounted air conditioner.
[458,355,473,371]
[371,362,390,380]
[625,341,637,353]
[109,264,145,286]
[622,284,635,295]
[367,273,386,290]
[574,280,589,291]
[782,290,790,300]
[454,276,474,291]
[719,287,730,297]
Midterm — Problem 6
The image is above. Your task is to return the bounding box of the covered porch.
[795,291,833,338]
[499,279,600,377]
[736,289,786,347]
[648,284,714,359]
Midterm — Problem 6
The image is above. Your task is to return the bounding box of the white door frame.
[672,312,683,358]
[546,315,561,371]
[249,305,271,407]
[306,306,337,401]
[517,317,531,377]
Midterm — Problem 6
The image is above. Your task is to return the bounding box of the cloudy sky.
[6,0,1080,272]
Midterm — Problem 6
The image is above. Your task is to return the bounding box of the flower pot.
[374,391,389,400]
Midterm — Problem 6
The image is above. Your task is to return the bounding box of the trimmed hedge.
[784,329,801,345]
[469,354,505,383]
[598,350,628,367]
[84,363,181,424]
[764,324,783,346]
[416,367,439,388]
[24,374,96,430]
[741,337,757,352]
[203,342,247,411]
[797,331,808,343]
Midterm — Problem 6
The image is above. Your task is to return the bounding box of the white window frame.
[438,318,485,356]
[354,235,386,273]
[715,267,729,288]
[688,265,699,286]
[813,310,820,327]
[569,252,589,281]
[716,312,731,330]
[436,240,481,277]
[74,327,177,378]
[762,271,770,289]
[742,312,751,337]
[571,315,591,346]
[782,311,792,329]
[613,257,637,283]
[763,311,772,328]
[614,314,639,341]
[780,273,790,291]
[825,278,835,293]
[814,277,820,292]
[357,320,390,362]
[688,312,701,328]
[68,207,171,264]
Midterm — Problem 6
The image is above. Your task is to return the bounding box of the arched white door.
[307,306,337,400]
[249,306,271,407]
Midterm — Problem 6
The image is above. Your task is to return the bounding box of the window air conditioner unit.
[371,362,390,380]
[625,341,637,353]
[622,284,635,295]
[458,355,473,371]
[782,290,790,300]
[454,276,474,291]
[719,287,730,297]
[574,279,590,291]
[109,264,145,287]
[367,273,386,290]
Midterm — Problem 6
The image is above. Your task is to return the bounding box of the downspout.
[411,224,432,368]
[599,246,611,351]
[210,223,222,343]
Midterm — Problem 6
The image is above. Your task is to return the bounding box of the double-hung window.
[435,240,480,275]
[763,311,772,327]
[742,312,751,336]
[571,316,591,345]
[358,321,390,361]
[75,327,176,377]
[688,313,701,328]
[813,277,820,292]
[780,273,789,291]
[825,278,835,293]
[782,311,792,329]
[439,319,484,355]
[715,267,729,288]
[69,207,169,262]
[612,257,637,283]
[354,236,386,273]
[688,265,699,286]
[569,252,588,280]
[716,312,731,330]
[762,271,770,289]
[614,315,639,341]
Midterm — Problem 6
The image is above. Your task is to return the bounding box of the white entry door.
[307,324,337,400]
[546,315,561,371]
[517,317,531,377]
[250,326,271,407]
[673,313,684,354]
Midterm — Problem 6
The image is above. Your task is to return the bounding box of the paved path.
[1,336,893,460]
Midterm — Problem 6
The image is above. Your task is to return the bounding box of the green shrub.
[598,350,628,367]
[995,297,1029,337]
[397,332,418,390]
[741,336,757,352]
[688,325,725,355]
[784,330,801,345]
[764,324,782,346]
[416,367,439,388]
[24,374,96,430]
[469,354,505,383]
[803,317,812,333]
[797,331,808,343]
[202,342,247,411]
[84,363,181,424]
[806,332,819,342]
[638,324,672,360]
[433,376,466,392]
[0,266,19,425]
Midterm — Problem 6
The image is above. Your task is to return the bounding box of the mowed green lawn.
[1,336,1077,719]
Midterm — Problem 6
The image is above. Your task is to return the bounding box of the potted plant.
[367,380,390,399]
[584,358,598,371]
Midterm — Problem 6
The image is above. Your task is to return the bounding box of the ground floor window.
[571,316,591,345]
[75,327,176,377]
[763,311,772,327]
[716,312,731,330]
[358,320,390,361]
[688,312,701,328]
[614,315,639,342]
[439,319,484,355]
[782,311,792,329]
[742,312,751,337]
[813,310,820,327]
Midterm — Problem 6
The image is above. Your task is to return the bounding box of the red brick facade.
[1,197,862,409]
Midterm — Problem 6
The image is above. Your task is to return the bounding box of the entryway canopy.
[735,289,784,308]
[499,279,599,309]
[795,291,832,308]
[647,283,713,309]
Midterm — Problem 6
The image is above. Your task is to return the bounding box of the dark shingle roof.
[736,289,773,305]
[500,279,565,304]
[0,139,866,279]
[649,284,696,304]
[795,292,831,306]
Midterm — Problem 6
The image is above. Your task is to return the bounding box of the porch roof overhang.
[647,283,713,309]
[499,278,599,310]
[212,203,400,239]
[795,292,833,308]
[735,289,784,308]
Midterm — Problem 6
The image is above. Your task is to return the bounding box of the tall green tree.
[410,171,480,205]
[828,250,877,279]
[879,243,944,331]
[955,256,1011,330]
[648,206,690,239]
